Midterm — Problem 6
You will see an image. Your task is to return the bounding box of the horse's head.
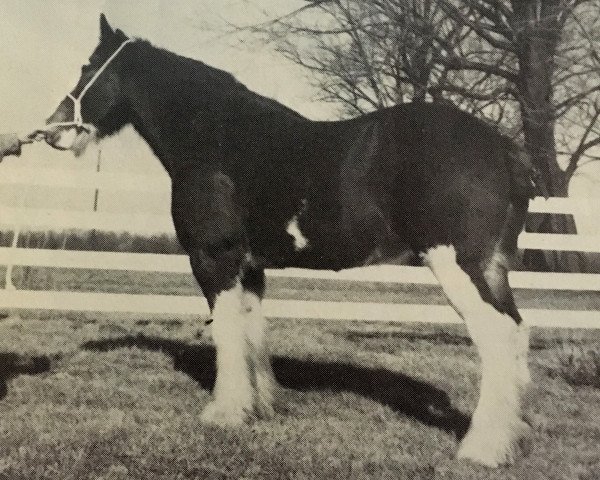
[45,14,133,155]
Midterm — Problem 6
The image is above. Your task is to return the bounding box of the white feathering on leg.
[242,290,276,418]
[201,280,254,426]
[516,324,531,390]
[424,245,530,467]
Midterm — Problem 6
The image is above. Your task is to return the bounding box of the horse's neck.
[125,63,313,177]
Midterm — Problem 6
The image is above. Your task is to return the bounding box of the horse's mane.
[133,39,306,121]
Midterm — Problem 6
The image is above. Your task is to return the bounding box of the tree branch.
[565,104,600,179]
[436,54,519,83]
[430,82,517,101]
[437,0,517,52]
[555,84,600,116]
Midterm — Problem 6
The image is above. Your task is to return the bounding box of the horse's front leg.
[190,249,275,426]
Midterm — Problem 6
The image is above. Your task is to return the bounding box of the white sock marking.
[242,290,275,417]
[201,279,275,424]
[203,280,254,425]
[424,245,528,466]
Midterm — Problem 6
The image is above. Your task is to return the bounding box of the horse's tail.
[506,145,546,203]
[498,145,542,257]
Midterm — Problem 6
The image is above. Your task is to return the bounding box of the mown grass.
[0,268,598,478]
[0,314,598,479]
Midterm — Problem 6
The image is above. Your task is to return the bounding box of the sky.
[1,0,333,134]
[0,1,598,231]
[0,0,336,217]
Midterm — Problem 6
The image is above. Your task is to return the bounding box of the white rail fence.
[0,167,599,329]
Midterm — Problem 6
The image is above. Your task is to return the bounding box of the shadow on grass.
[82,335,470,438]
[342,329,570,351]
[344,330,474,347]
[0,353,51,400]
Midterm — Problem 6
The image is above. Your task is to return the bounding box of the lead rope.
[45,38,134,132]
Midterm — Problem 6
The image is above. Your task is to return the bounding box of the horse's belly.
[249,207,405,271]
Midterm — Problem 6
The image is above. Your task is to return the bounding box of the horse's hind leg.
[483,253,531,391]
[424,245,530,467]
[190,251,275,426]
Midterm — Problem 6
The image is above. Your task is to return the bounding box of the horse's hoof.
[200,400,250,427]
[457,419,532,467]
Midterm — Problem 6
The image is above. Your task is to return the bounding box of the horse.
[44,14,536,467]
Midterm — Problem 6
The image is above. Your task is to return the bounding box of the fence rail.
[0,165,591,214]
[1,247,600,291]
[1,206,599,251]
[0,289,598,329]
[0,165,598,329]
[0,167,170,191]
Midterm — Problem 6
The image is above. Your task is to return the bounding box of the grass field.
[0,268,598,479]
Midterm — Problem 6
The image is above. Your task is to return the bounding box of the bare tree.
[438,0,591,271]
[255,1,510,116]
[556,3,600,181]
[250,0,598,270]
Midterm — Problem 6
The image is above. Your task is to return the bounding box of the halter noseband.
[47,38,134,132]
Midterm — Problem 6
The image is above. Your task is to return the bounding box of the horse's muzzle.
[44,127,75,151]
[45,124,98,156]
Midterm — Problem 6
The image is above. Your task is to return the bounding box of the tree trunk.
[512,0,580,272]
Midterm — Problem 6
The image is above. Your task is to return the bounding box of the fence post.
[5,226,19,291]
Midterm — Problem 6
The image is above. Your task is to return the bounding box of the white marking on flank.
[286,215,309,251]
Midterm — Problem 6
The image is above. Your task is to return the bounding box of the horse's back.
[329,102,533,264]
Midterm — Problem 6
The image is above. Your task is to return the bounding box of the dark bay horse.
[45,15,536,467]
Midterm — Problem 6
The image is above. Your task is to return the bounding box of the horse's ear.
[100,14,114,41]
[115,28,129,41]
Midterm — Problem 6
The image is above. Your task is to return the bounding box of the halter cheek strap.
[46,38,134,132]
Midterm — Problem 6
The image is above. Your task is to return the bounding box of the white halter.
[46,38,134,132]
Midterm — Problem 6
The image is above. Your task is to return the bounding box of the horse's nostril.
[44,129,66,148]
[45,131,57,145]
[205,319,213,326]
